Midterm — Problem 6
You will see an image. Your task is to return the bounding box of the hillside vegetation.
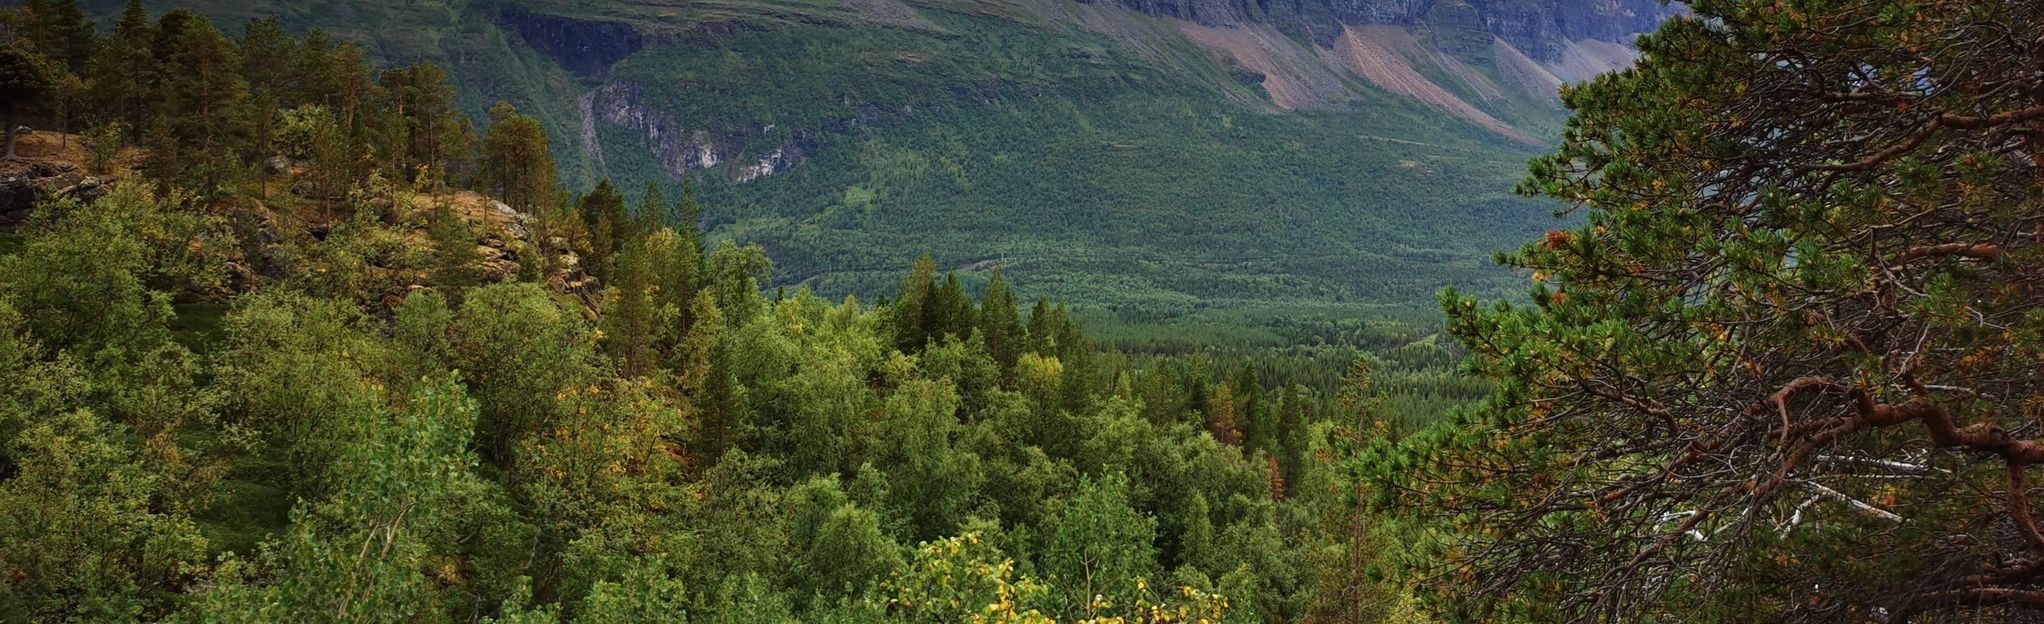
[0,4,1474,620]
[11,0,2039,622]
[81,0,1659,316]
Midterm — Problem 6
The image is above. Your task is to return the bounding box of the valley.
[92,0,1666,316]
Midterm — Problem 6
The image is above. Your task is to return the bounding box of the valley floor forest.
[1,0,2042,622]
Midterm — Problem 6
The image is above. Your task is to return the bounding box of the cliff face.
[1087,0,1677,60]
[494,7,644,77]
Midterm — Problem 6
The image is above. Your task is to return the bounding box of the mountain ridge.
[83,0,1676,313]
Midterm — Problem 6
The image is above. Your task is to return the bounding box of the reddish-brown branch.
[1807,105,2044,173]
[1918,587,2044,609]
[1900,243,2007,264]
[1755,376,1849,443]
[2011,464,2044,552]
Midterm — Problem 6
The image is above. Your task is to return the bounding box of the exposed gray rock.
[0,161,114,232]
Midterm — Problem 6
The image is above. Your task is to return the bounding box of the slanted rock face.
[1088,0,1676,59]
[0,160,113,232]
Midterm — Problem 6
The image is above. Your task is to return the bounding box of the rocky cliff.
[1085,0,1676,59]
[494,7,644,77]
[0,132,115,232]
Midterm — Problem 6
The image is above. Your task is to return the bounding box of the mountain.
[87,0,1675,314]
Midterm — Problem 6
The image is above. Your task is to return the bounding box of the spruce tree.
[893,255,938,352]
[427,201,480,299]
[1275,384,1308,486]
[674,177,705,255]
[928,272,976,342]
[1233,366,1268,454]
[1025,297,1054,356]
[578,178,628,280]
[977,266,1025,374]
[635,180,666,237]
[683,294,738,462]
[601,238,657,378]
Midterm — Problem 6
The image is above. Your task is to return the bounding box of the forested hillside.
[0,3,1468,621]
[13,0,2037,622]
[59,0,1670,315]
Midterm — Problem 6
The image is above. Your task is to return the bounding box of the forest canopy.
[4,0,2040,623]
[0,2,1439,622]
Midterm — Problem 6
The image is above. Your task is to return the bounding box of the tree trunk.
[3,120,18,160]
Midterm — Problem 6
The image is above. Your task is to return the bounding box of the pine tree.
[1208,384,1241,447]
[85,0,154,141]
[1400,2,2044,619]
[375,63,470,188]
[237,17,295,99]
[329,42,371,131]
[479,102,557,257]
[19,0,95,75]
[0,47,56,160]
[153,12,246,192]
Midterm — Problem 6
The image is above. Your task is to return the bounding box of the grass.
[169,303,231,354]
[195,470,296,555]
[0,233,23,257]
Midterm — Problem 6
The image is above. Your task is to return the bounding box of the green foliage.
[0,45,57,158]
[428,199,481,294]
[0,407,210,621]
[1380,1,2044,621]
[177,380,484,623]
[884,534,1055,624]
[480,101,557,224]
[578,562,691,624]
[0,6,1509,622]
[1041,473,1159,618]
